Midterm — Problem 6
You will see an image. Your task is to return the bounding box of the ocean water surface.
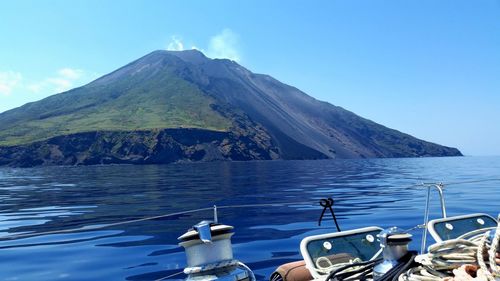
[0,156,499,280]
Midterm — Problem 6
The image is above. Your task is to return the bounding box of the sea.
[0,156,499,281]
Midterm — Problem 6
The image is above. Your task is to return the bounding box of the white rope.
[183,259,239,274]
[456,227,496,240]
[156,260,254,280]
[154,270,184,281]
[314,257,362,275]
[477,231,494,281]
[488,222,500,277]
[402,220,500,281]
[421,239,480,271]
[398,266,442,281]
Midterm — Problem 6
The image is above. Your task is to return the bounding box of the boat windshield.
[429,214,497,242]
[303,228,382,271]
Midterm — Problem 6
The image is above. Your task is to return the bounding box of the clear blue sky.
[1,0,499,156]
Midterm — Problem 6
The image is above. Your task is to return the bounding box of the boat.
[176,182,500,281]
[0,180,497,280]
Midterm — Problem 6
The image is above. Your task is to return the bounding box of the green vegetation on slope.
[0,68,231,146]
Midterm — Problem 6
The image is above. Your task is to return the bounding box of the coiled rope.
[399,220,500,281]
[477,231,493,281]
[489,222,500,277]
[325,258,382,281]
[315,257,363,276]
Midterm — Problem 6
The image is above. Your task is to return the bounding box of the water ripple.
[0,157,498,280]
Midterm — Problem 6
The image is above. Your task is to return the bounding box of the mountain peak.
[147,49,209,64]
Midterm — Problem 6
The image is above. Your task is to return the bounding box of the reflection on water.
[0,157,499,280]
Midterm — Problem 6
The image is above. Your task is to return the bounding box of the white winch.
[373,227,413,280]
[178,220,255,281]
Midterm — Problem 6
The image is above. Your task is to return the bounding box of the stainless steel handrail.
[420,183,447,254]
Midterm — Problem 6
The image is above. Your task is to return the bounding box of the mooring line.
[1,178,499,243]
[154,270,184,281]
[0,201,312,242]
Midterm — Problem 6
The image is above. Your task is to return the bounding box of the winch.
[178,220,255,281]
[373,227,413,280]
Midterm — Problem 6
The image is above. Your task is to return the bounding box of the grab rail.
[420,183,447,254]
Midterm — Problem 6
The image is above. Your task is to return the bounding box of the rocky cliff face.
[0,50,461,167]
[0,128,284,167]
